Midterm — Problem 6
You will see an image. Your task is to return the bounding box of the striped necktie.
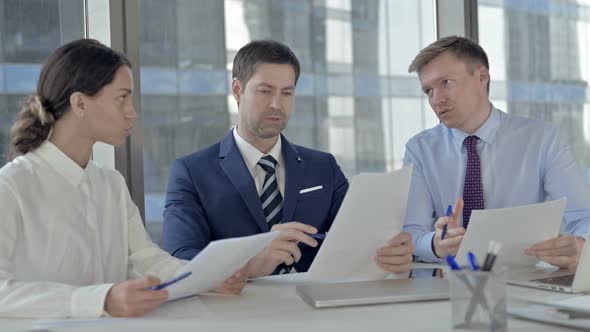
[462,135,484,228]
[258,155,283,228]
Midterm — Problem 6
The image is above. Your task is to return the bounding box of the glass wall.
[0,0,85,164]
[138,0,437,242]
[1,1,588,242]
[478,0,590,183]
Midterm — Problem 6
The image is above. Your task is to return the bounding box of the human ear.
[231,78,242,106]
[69,92,86,119]
[479,66,490,86]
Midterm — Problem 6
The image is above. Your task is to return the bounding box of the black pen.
[482,241,502,271]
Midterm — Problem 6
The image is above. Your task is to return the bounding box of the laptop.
[296,275,449,309]
[507,234,590,293]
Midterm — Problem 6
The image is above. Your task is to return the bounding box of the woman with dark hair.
[0,39,246,318]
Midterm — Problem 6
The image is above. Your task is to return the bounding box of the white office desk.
[0,266,583,332]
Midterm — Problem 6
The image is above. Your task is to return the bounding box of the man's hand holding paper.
[213,265,249,295]
[525,234,586,270]
[375,232,414,274]
[246,222,318,278]
[455,198,567,267]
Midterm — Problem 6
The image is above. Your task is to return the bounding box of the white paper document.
[33,318,127,330]
[456,198,566,266]
[167,231,279,301]
[551,295,590,313]
[509,303,590,330]
[306,165,413,282]
[508,295,590,329]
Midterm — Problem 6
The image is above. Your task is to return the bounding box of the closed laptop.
[296,277,449,309]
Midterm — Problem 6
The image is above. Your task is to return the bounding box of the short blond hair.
[408,36,490,92]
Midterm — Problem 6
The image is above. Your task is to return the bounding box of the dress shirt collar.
[450,103,501,146]
[233,127,282,171]
[33,140,87,187]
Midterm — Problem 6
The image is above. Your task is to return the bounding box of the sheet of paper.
[509,304,590,330]
[552,295,590,313]
[456,198,566,267]
[33,318,127,329]
[167,231,279,301]
[252,271,309,284]
[306,165,413,282]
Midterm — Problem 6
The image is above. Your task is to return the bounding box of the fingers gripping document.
[165,231,279,301]
[306,165,413,282]
[455,198,566,267]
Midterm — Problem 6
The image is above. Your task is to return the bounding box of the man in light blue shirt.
[403,36,590,269]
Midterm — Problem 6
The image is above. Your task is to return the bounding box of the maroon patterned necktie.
[462,135,484,228]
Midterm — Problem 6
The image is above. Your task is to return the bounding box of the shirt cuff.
[70,283,113,318]
[414,231,443,263]
[569,229,589,240]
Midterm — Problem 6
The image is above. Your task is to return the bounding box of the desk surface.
[1,266,584,332]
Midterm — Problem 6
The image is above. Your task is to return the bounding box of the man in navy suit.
[162,40,414,277]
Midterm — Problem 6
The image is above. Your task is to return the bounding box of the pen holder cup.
[450,269,507,331]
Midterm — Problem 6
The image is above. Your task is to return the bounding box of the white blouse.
[0,141,184,318]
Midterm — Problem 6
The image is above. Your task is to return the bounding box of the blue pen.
[441,204,453,240]
[311,233,326,240]
[467,252,480,271]
[445,255,462,271]
[149,271,192,291]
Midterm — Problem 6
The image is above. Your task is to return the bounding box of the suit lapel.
[218,131,269,233]
[281,136,304,222]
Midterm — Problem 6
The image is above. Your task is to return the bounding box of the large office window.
[0,0,85,164]
[139,0,437,242]
[478,0,590,183]
[1,1,588,243]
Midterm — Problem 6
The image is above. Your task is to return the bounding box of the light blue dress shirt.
[403,105,590,262]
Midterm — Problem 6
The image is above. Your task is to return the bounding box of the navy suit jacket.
[162,130,349,272]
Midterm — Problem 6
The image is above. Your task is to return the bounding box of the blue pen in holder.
[449,268,507,331]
